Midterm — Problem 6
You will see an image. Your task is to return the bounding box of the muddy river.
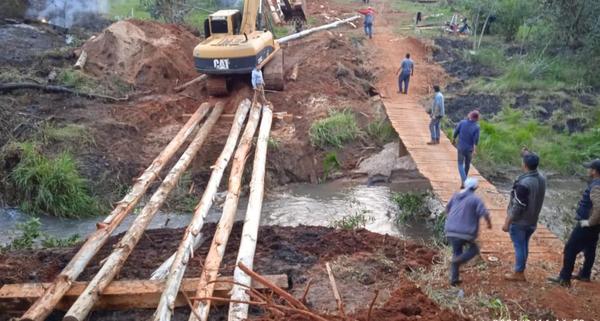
[0,179,433,246]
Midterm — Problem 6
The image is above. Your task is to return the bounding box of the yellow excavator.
[193,0,306,96]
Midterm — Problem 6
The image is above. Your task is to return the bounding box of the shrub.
[41,123,95,146]
[10,143,101,218]
[393,192,428,224]
[309,109,360,149]
[366,118,396,145]
[329,210,374,230]
[7,218,42,250]
[322,151,341,181]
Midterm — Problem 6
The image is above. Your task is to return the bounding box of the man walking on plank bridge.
[549,159,600,286]
[396,53,414,94]
[452,110,480,188]
[444,177,492,286]
[503,150,546,282]
[427,85,445,145]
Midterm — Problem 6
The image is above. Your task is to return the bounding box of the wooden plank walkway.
[382,98,563,261]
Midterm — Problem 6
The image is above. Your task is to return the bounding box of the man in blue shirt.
[452,110,480,188]
[396,53,414,94]
[427,85,445,145]
[445,177,492,286]
[251,63,268,105]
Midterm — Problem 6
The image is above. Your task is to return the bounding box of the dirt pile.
[82,19,199,91]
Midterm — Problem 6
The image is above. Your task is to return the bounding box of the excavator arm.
[240,0,261,34]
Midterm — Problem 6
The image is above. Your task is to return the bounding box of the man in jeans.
[548,159,600,286]
[358,7,375,39]
[396,53,414,94]
[503,150,546,281]
[427,85,445,145]
[445,177,492,286]
[452,110,480,188]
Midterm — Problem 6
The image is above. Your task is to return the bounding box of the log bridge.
[1,98,278,321]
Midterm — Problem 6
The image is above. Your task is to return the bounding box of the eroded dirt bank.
[0,223,468,321]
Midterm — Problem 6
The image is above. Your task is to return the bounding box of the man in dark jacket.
[503,149,546,281]
[548,159,600,286]
[445,177,492,286]
[452,110,480,188]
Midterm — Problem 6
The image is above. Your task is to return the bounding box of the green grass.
[322,151,341,181]
[392,192,428,224]
[475,108,600,174]
[108,0,151,20]
[309,109,361,149]
[366,118,396,145]
[58,69,100,92]
[10,143,101,218]
[41,124,95,147]
[329,210,374,230]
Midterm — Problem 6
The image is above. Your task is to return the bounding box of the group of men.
[423,83,600,286]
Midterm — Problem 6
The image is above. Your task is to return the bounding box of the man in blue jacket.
[549,159,600,286]
[445,177,492,286]
[452,110,480,188]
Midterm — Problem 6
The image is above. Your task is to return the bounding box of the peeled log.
[174,74,208,92]
[189,103,263,321]
[62,103,223,321]
[19,103,211,321]
[151,99,252,321]
[228,105,273,321]
[74,50,87,70]
[276,15,361,44]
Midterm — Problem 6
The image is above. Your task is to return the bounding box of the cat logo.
[213,59,229,70]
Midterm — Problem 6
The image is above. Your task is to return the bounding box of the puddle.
[0,179,433,246]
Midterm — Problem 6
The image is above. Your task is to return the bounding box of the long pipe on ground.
[151,99,252,321]
[19,103,211,321]
[228,105,273,321]
[276,15,361,44]
[189,103,263,321]
[62,103,224,321]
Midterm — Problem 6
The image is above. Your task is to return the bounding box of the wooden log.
[189,103,262,321]
[19,103,211,321]
[0,275,288,311]
[73,50,87,70]
[287,63,299,81]
[62,103,223,321]
[228,105,273,321]
[174,74,208,92]
[151,99,252,321]
[276,15,361,44]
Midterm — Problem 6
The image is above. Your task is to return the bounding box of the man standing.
[358,7,375,39]
[251,63,268,105]
[548,159,600,286]
[427,85,445,145]
[396,53,414,94]
[503,149,546,281]
[452,110,480,188]
[445,177,492,286]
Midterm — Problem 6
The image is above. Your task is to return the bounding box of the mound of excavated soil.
[82,19,199,91]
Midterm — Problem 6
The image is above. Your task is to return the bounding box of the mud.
[444,94,502,122]
[0,224,454,321]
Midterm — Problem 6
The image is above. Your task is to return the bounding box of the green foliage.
[8,218,42,250]
[329,209,374,230]
[476,108,600,174]
[366,118,396,145]
[4,217,80,251]
[10,143,101,218]
[484,298,511,319]
[430,212,447,245]
[41,124,95,147]
[309,109,360,149]
[57,69,98,92]
[494,0,538,41]
[393,192,428,224]
[322,151,341,180]
[267,137,280,150]
[165,171,198,213]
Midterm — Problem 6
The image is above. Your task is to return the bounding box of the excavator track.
[206,76,229,96]
[263,50,285,91]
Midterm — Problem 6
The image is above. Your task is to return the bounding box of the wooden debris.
[74,50,87,70]
[0,83,129,102]
[151,100,252,321]
[62,103,223,321]
[325,263,346,318]
[189,104,263,321]
[228,105,274,321]
[174,74,208,92]
[287,63,299,81]
[19,103,212,321]
[0,275,288,311]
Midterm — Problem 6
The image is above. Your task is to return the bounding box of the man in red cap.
[358,7,375,39]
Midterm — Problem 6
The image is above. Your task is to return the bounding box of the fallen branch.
[301,279,314,304]
[325,262,346,318]
[367,290,379,321]
[174,75,208,92]
[0,83,129,102]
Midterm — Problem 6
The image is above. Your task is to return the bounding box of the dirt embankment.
[0,9,387,208]
[0,224,467,321]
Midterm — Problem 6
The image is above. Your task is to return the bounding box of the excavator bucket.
[279,0,306,23]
